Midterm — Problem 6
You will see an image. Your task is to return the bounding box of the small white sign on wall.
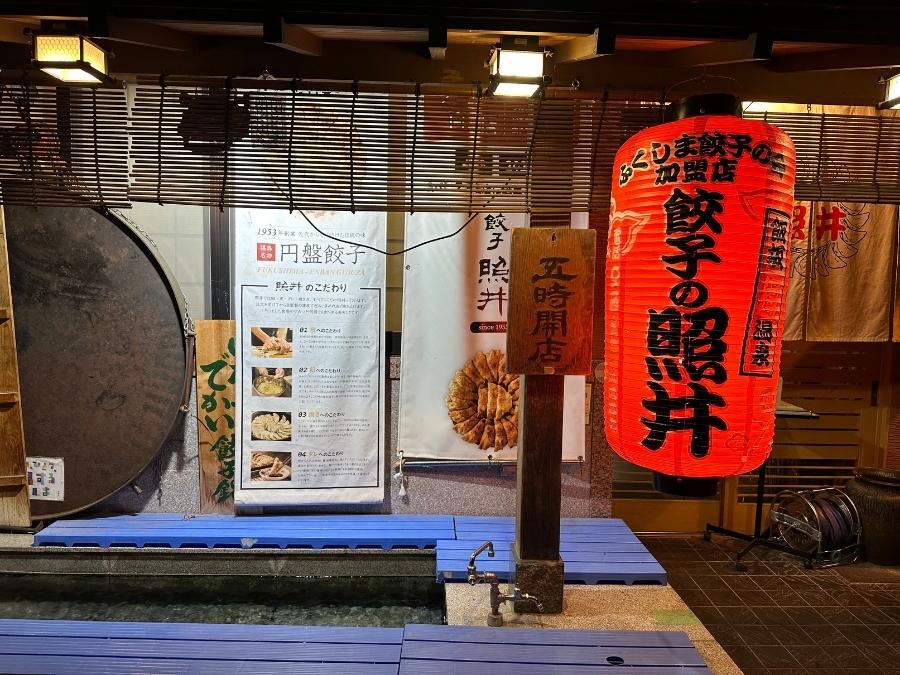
[26,456,64,501]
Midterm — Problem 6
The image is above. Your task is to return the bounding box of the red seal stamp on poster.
[257,242,276,261]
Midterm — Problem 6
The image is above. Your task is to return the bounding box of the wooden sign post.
[195,320,236,514]
[506,227,595,613]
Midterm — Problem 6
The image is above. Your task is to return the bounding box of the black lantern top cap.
[665,93,743,122]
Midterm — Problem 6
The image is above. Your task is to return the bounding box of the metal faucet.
[467,540,494,584]
[487,581,543,626]
[466,541,543,627]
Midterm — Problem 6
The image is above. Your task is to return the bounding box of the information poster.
[398,213,586,461]
[234,209,386,506]
[26,457,64,501]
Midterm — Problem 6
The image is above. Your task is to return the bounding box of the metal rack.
[768,486,861,568]
[704,403,824,570]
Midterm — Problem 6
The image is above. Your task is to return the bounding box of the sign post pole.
[507,227,595,613]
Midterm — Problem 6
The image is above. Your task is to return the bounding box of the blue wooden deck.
[402,624,710,674]
[0,620,709,675]
[0,620,404,674]
[438,517,668,585]
[33,514,455,550]
[33,513,666,585]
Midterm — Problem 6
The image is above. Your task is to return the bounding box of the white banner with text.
[398,213,586,461]
[234,209,386,506]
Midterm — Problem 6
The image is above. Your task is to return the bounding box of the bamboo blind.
[128,78,657,214]
[0,83,129,207]
[2,77,900,211]
[745,111,900,203]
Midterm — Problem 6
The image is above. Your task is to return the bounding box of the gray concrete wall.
[94,357,613,518]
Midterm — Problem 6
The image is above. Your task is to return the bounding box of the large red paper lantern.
[604,113,795,478]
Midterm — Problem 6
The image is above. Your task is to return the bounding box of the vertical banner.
[234,210,386,506]
[399,213,586,461]
[195,320,236,513]
[785,201,896,341]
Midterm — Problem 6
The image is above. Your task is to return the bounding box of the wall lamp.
[487,36,550,97]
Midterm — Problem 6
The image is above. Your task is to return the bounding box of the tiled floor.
[640,535,900,675]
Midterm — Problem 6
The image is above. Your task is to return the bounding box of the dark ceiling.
[4,2,900,106]
[10,1,900,45]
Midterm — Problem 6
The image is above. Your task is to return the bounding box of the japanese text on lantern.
[739,207,789,377]
[642,186,729,459]
[619,131,786,189]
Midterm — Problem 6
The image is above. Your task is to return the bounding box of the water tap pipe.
[467,540,495,584]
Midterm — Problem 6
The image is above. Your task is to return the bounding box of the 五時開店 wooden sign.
[506,228,595,376]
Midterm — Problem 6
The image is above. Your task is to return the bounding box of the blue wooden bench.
[399,624,710,674]
[438,517,667,584]
[33,514,454,550]
[0,619,403,674]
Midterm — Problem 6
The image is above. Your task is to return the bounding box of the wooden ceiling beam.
[88,15,196,52]
[554,29,615,64]
[770,46,900,72]
[262,16,322,57]
[664,33,773,68]
[0,19,30,45]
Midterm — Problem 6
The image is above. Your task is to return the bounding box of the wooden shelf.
[0,308,9,321]
[776,400,819,419]
[0,475,26,488]
[0,392,18,405]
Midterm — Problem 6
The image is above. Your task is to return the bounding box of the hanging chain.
[287,78,297,212]
[525,94,543,214]
[22,75,36,207]
[587,88,609,213]
[467,85,482,216]
[156,73,167,205]
[349,80,358,213]
[219,75,233,211]
[92,88,104,206]
[409,82,420,214]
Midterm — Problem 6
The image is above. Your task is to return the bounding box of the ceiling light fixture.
[876,70,900,110]
[487,35,549,97]
[32,33,111,84]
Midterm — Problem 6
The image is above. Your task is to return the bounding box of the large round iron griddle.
[5,205,188,519]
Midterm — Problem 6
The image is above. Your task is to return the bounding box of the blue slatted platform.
[439,517,667,584]
[32,514,666,585]
[0,620,709,675]
[399,624,710,674]
[0,620,403,674]
[33,514,454,550]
